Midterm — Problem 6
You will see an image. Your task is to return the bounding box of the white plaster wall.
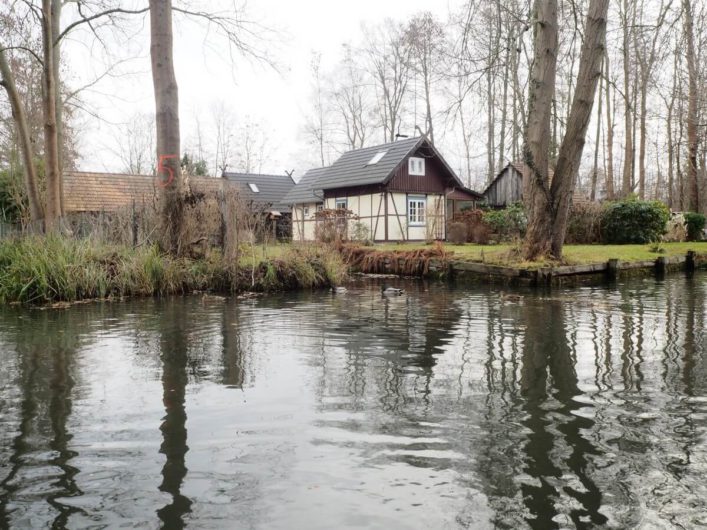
[322,192,447,241]
[292,203,319,241]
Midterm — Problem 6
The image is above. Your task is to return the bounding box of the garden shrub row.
[450,198,701,245]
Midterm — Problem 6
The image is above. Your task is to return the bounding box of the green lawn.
[375,241,707,268]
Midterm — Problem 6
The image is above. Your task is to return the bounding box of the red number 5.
[157,154,178,187]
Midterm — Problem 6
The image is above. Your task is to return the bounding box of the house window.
[367,151,388,165]
[316,204,324,212]
[408,157,425,176]
[408,195,426,226]
[335,198,348,210]
[248,183,259,193]
[303,206,310,217]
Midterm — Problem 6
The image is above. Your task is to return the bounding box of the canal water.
[0,274,705,529]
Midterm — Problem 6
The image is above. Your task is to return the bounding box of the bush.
[482,203,527,241]
[600,199,669,244]
[684,212,706,241]
[350,221,371,243]
[447,222,468,244]
[469,223,491,245]
[566,202,603,244]
[315,209,357,243]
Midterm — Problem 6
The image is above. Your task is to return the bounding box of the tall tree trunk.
[604,52,615,199]
[511,35,520,163]
[486,72,495,183]
[522,0,558,259]
[550,0,609,257]
[524,0,609,260]
[423,67,434,144]
[665,49,679,209]
[621,0,633,197]
[498,37,510,172]
[638,84,647,199]
[0,48,43,223]
[591,65,603,201]
[41,0,62,230]
[683,0,700,211]
[667,101,675,208]
[149,0,184,255]
[51,0,64,215]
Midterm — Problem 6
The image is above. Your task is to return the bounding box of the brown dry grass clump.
[338,242,452,276]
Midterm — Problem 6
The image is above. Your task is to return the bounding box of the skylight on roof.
[248,183,259,193]
[367,151,387,165]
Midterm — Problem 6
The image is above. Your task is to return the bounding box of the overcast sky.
[69,0,463,179]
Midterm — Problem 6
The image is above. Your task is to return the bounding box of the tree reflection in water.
[156,300,192,528]
[0,275,704,529]
[0,309,84,528]
[519,298,607,529]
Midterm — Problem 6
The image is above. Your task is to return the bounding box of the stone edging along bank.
[345,249,707,286]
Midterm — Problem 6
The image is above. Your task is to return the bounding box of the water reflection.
[0,275,704,529]
[519,299,606,529]
[156,301,192,528]
[0,309,84,528]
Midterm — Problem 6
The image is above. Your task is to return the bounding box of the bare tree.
[604,50,615,200]
[111,112,155,174]
[405,12,444,144]
[619,0,636,197]
[332,44,370,150]
[212,100,235,176]
[149,0,183,255]
[634,0,674,199]
[305,52,329,166]
[523,0,609,260]
[364,20,413,142]
[682,0,700,211]
[0,45,42,221]
[234,119,271,174]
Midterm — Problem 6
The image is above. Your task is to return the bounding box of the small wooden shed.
[482,162,528,208]
[483,162,590,208]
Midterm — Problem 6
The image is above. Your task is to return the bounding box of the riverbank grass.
[375,242,707,268]
[0,236,345,305]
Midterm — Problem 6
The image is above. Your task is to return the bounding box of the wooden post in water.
[686,250,696,272]
[655,256,668,275]
[132,200,138,248]
[607,259,620,280]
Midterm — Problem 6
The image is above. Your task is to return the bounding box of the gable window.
[335,198,348,210]
[408,157,425,176]
[408,195,426,226]
[367,151,388,165]
[248,183,259,193]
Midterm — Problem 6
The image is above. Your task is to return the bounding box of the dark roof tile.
[282,167,327,204]
[222,172,295,212]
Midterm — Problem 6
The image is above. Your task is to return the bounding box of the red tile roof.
[64,172,225,212]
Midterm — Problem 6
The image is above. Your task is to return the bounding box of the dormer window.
[367,151,387,165]
[408,157,425,176]
[248,183,259,193]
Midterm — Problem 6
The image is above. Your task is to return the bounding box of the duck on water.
[381,284,405,296]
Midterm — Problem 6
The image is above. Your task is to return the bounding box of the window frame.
[335,198,348,210]
[303,206,310,217]
[408,157,426,176]
[407,195,427,226]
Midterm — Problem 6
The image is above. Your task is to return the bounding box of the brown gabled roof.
[64,171,225,213]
